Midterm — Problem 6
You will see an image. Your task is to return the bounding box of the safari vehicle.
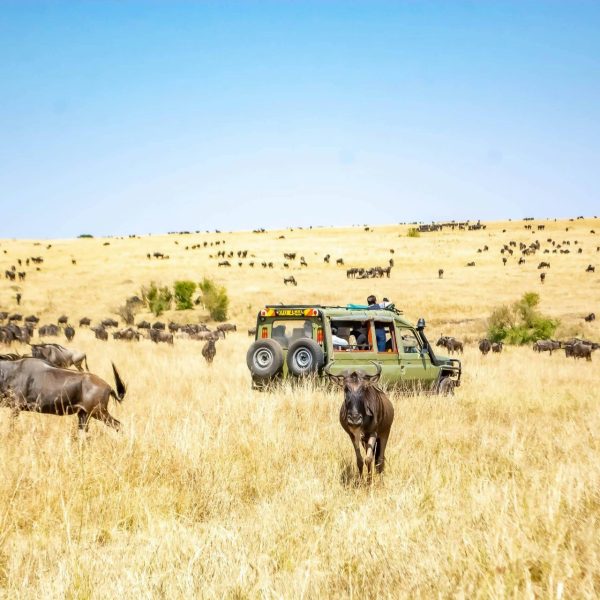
[246,304,461,393]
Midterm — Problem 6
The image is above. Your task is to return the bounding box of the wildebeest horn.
[364,361,382,383]
[324,361,345,386]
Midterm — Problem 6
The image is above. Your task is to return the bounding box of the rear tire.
[286,338,325,377]
[246,339,284,379]
[437,376,455,396]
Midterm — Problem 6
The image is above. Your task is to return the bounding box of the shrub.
[141,282,173,317]
[407,228,420,238]
[487,292,558,344]
[198,278,229,322]
[78,234,94,238]
[116,296,143,325]
[174,280,197,310]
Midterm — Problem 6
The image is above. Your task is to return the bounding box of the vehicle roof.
[263,304,414,327]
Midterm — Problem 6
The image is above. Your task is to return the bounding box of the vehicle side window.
[373,321,396,353]
[330,319,372,351]
[397,328,422,354]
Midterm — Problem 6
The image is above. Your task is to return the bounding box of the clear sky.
[1,1,599,238]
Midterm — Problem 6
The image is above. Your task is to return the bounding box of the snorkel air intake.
[416,317,445,367]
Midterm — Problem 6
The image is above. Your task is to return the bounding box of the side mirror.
[417,318,426,330]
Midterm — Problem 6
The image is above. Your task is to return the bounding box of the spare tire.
[246,339,284,378]
[286,338,325,377]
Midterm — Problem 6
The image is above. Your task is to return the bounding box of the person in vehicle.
[366,296,387,351]
[331,327,349,349]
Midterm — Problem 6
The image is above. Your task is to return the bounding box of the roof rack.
[264,304,403,315]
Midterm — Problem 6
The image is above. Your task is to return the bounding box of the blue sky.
[1,1,599,238]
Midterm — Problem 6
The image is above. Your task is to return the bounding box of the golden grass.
[1,218,600,598]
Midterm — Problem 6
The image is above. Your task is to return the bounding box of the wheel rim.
[293,348,313,370]
[254,348,274,368]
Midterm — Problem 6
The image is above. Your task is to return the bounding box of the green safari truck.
[246,304,461,393]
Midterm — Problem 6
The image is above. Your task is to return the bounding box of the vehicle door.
[395,325,435,389]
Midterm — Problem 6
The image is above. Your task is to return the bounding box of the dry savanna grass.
[1,218,599,598]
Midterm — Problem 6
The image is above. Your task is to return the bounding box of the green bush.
[198,278,229,321]
[407,228,420,238]
[174,280,197,310]
[141,282,173,317]
[487,292,558,344]
[78,234,94,238]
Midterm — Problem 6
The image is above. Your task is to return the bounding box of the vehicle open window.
[330,319,372,351]
[397,328,422,354]
[373,321,396,353]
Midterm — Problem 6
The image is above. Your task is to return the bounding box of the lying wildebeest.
[31,343,89,371]
[325,362,394,480]
[584,313,596,322]
[478,339,491,355]
[436,335,464,354]
[202,338,217,364]
[0,355,125,431]
[65,325,75,341]
[492,341,503,353]
[136,320,151,329]
[149,329,173,344]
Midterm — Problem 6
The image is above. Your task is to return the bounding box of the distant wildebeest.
[466,262,475,267]
[584,313,596,322]
[152,321,165,330]
[436,336,464,354]
[168,322,180,333]
[325,362,394,480]
[64,325,75,341]
[492,342,503,353]
[92,326,108,341]
[202,338,217,364]
[149,329,173,344]
[248,327,257,337]
[566,341,593,361]
[438,268,444,279]
[79,317,91,327]
[586,264,595,273]
[9,314,22,323]
[0,355,126,431]
[540,272,546,284]
[30,343,89,371]
[113,328,140,341]
[502,257,507,266]
[101,318,118,328]
[533,340,560,355]
[24,315,39,325]
[336,258,344,265]
[39,324,60,337]
[58,315,69,325]
[537,261,550,269]
[136,320,151,329]
[216,323,237,335]
[478,339,491,355]
[283,276,297,286]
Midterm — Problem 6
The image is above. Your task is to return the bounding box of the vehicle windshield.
[270,319,314,349]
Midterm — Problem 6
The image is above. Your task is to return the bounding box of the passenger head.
[367,295,377,306]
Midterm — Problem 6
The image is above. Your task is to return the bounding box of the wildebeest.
[325,362,394,480]
[566,341,593,361]
[92,326,108,341]
[438,268,444,279]
[31,343,89,371]
[537,261,550,269]
[436,335,464,354]
[39,324,60,337]
[478,339,491,355]
[540,272,546,284]
[248,327,257,337]
[202,338,217,364]
[0,355,126,431]
[466,261,475,267]
[152,321,165,330]
[136,320,151,329]
[149,329,173,344]
[64,325,75,341]
[586,264,595,273]
[533,339,560,354]
[584,313,596,322]
[58,315,69,325]
[101,318,118,328]
[492,342,504,353]
[216,323,237,334]
[112,328,140,341]
[283,276,297,286]
[25,315,40,325]
[79,317,91,327]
